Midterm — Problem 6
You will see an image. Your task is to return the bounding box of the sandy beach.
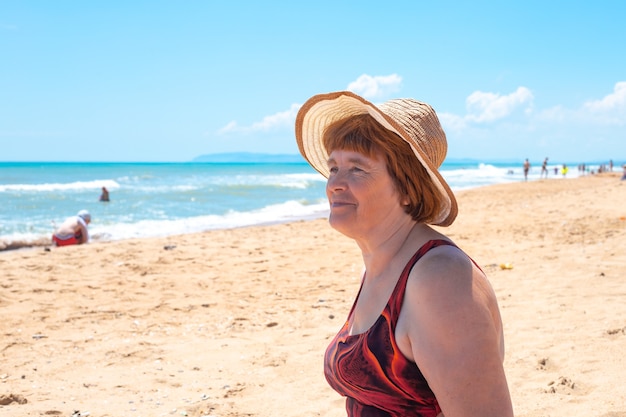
[1,173,625,417]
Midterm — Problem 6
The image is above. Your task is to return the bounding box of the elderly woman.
[52,209,91,247]
[295,92,513,417]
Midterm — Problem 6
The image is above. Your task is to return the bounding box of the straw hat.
[295,91,457,226]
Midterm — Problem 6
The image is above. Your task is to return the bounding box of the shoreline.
[0,210,330,253]
[1,172,620,253]
[1,172,625,416]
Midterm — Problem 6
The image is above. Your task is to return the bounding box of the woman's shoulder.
[405,240,476,294]
[414,238,469,270]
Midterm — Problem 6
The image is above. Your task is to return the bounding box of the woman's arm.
[399,246,513,417]
[76,219,89,244]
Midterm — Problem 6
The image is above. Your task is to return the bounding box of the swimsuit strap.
[388,239,458,324]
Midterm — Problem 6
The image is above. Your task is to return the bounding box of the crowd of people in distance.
[523,157,622,180]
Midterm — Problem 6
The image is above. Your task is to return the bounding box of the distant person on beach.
[523,158,530,181]
[561,164,569,177]
[99,186,110,202]
[295,91,513,417]
[52,210,91,247]
[621,164,626,181]
[541,157,549,178]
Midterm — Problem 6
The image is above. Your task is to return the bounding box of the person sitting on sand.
[52,210,91,247]
[295,91,513,417]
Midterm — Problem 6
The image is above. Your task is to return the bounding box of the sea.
[0,158,605,251]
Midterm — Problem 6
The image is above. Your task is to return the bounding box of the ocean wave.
[210,172,325,189]
[95,200,329,240]
[0,179,119,193]
[0,199,329,251]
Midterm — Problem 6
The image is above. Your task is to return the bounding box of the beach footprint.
[536,357,551,371]
[543,375,594,397]
[606,326,626,336]
[0,393,27,405]
[544,376,576,394]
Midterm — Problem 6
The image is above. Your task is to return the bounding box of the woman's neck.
[358,221,428,280]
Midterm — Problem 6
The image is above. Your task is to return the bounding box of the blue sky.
[1,1,625,163]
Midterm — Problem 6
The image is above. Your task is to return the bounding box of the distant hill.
[191,152,306,163]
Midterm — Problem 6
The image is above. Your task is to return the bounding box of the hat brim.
[295,91,458,226]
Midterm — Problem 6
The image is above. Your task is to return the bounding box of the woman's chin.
[328,216,357,238]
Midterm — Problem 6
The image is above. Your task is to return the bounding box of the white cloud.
[437,112,467,132]
[217,121,238,134]
[579,81,626,125]
[217,103,301,134]
[584,81,626,112]
[465,87,534,123]
[536,105,571,123]
[439,86,535,132]
[537,82,626,126]
[250,103,301,130]
[347,74,402,99]
[217,73,402,135]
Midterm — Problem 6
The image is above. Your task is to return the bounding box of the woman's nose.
[326,172,347,192]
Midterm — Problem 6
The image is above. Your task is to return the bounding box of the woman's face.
[326,149,406,238]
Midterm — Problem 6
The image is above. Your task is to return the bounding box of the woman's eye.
[328,166,338,174]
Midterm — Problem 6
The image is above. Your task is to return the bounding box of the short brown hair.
[323,113,444,224]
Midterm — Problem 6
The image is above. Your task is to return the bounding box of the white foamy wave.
[277,173,327,189]
[0,199,329,250]
[89,200,329,241]
[212,172,325,189]
[122,184,201,192]
[0,179,120,193]
[442,163,522,191]
[441,162,589,191]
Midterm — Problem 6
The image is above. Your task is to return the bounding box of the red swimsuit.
[324,240,456,417]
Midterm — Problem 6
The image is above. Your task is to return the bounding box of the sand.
[1,173,625,417]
